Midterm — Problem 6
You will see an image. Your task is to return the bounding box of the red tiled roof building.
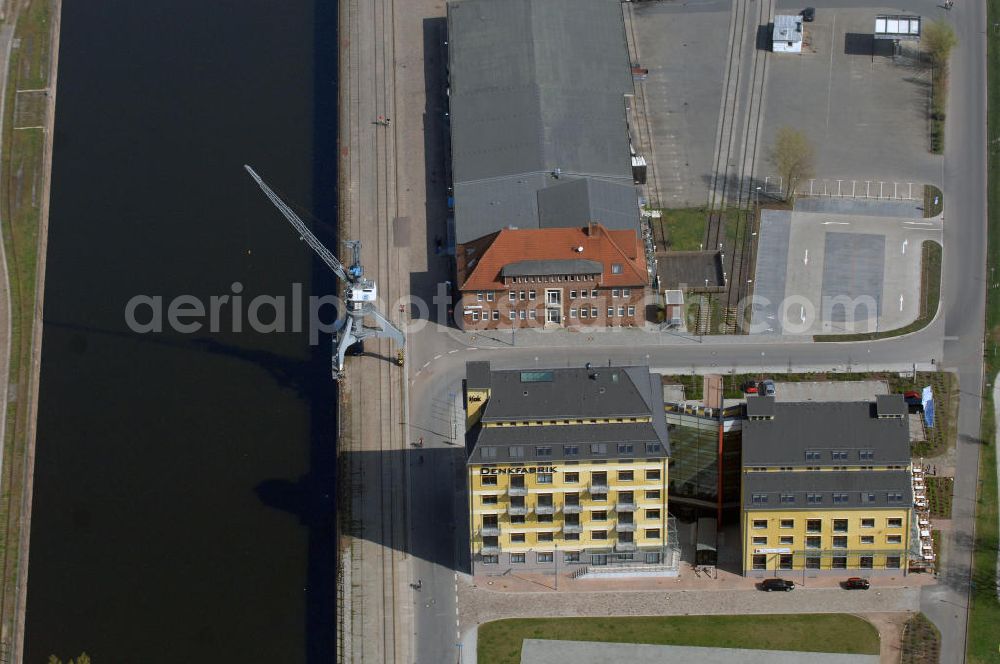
[456,223,649,330]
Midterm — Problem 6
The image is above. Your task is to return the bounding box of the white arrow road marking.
[823,221,850,225]
[899,294,904,311]
[902,238,908,255]
[804,250,809,265]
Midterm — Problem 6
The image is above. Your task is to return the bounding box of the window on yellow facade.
[806,536,821,549]
[593,511,608,521]
[618,470,634,481]
[752,555,766,570]
[832,557,847,569]
[833,519,848,533]
[482,475,498,486]
[887,534,902,544]
[593,531,608,540]
[538,473,553,484]
[646,469,660,481]
[860,556,873,569]
[832,536,848,548]
[779,519,794,529]
[538,533,554,543]
[752,519,767,529]
[886,556,901,568]
[752,536,767,545]
[806,557,821,569]
[511,553,526,563]
[861,518,875,528]
[645,529,660,539]
[779,555,793,569]
[565,472,579,483]
[887,518,903,528]
[482,495,498,505]
[806,519,822,533]
[779,536,793,545]
[645,490,661,500]
[645,509,660,520]
[511,533,525,543]
[861,536,875,544]
[565,533,580,541]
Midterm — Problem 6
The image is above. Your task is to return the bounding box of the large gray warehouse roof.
[447,0,639,244]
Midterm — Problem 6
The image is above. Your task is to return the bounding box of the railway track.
[704,0,773,333]
[342,0,408,662]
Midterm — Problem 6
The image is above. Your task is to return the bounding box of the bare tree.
[768,127,815,203]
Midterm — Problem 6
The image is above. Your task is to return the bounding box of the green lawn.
[477,615,880,664]
[654,207,709,251]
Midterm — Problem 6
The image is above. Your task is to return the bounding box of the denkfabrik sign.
[479,466,557,475]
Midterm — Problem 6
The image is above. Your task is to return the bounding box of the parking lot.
[761,4,944,189]
[751,201,943,335]
[631,0,732,207]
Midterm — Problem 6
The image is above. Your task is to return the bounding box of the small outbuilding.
[772,15,803,53]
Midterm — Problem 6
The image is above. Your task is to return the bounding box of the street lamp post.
[554,543,559,591]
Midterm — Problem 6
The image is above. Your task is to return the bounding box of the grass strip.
[967,0,1000,658]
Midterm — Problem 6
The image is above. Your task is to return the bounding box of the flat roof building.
[466,361,672,576]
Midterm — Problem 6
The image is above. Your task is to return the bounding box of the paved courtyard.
[761,5,943,191]
[521,640,880,664]
[631,0,732,207]
[751,204,942,335]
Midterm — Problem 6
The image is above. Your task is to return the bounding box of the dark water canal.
[24,2,338,662]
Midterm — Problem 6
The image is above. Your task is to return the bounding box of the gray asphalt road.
[919,0,988,660]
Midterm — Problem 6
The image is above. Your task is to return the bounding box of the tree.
[48,653,91,664]
[768,127,815,203]
[922,20,957,68]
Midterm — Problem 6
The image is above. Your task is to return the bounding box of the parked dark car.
[843,577,871,590]
[760,578,795,592]
[801,7,816,21]
[758,379,776,397]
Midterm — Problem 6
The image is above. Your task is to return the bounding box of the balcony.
[562,503,583,514]
[615,501,637,512]
[589,481,609,494]
[615,521,636,532]
[614,541,638,552]
[479,525,501,537]
[562,523,583,534]
[480,543,501,555]
[507,485,528,497]
[507,504,530,516]
[535,504,559,515]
